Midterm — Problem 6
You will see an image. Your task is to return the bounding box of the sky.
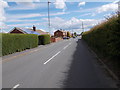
[0,0,119,34]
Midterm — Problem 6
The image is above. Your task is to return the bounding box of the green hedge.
[82,14,120,60]
[2,34,38,56]
[38,34,50,45]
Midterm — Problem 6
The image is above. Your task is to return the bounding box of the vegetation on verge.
[38,34,51,45]
[67,31,71,37]
[82,13,120,78]
[74,32,77,37]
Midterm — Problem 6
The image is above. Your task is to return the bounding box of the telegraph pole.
[118,1,120,13]
[82,22,84,33]
[48,0,51,34]
[71,20,74,36]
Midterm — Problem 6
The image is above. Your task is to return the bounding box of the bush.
[67,31,71,37]
[38,34,50,45]
[82,14,120,60]
[82,13,120,78]
[2,33,38,56]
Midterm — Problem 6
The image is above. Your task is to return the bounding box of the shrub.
[2,33,38,56]
[82,13,120,60]
[82,13,120,78]
[38,34,50,45]
[67,31,71,37]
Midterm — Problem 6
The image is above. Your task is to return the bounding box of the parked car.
[73,36,76,38]
[73,36,77,38]
[63,37,70,39]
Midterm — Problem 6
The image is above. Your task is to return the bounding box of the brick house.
[9,26,48,35]
[54,30,67,37]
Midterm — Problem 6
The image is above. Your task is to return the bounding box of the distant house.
[54,30,67,37]
[35,30,49,35]
[9,26,48,35]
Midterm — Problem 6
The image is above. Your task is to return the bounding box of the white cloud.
[0,0,9,28]
[6,11,68,31]
[7,12,67,21]
[7,19,40,23]
[8,2,47,10]
[5,0,117,2]
[5,0,40,2]
[54,0,66,9]
[47,17,102,34]
[8,13,44,19]
[79,13,92,17]
[113,0,120,4]
[78,2,86,7]
[7,23,40,27]
[97,1,118,13]
[50,12,69,16]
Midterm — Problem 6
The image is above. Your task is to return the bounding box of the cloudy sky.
[0,0,119,34]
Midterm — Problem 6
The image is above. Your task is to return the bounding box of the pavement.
[2,37,117,88]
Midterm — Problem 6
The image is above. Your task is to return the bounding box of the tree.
[67,31,71,37]
[74,32,77,36]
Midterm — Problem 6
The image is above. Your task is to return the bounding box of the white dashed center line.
[63,45,69,50]
[44,42,72,65]
[11,84,20,90]
[44,51,61,65]
[63,43,71,50]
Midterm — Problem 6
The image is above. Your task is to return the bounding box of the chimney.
[33,25,36,31]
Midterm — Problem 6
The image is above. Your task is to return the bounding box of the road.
[2,37,117,88]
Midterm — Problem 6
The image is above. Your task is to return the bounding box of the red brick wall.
[51,37,63,42]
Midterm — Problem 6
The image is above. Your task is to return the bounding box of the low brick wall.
[51,37,63,42]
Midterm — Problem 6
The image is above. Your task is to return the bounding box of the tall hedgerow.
[38,34,50,45]
[2,34,38,56]
[82,13,120,60]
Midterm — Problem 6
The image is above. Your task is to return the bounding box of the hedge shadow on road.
[62,39,116,88]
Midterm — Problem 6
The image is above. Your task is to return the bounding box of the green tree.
[74,32,77,36]
[67,31,71,37]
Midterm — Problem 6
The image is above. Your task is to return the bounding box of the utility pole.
[71,20,74,36]
[82,22,84,33]
[118,1,120,12]
[48,0,51,34]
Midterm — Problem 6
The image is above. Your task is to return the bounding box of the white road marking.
[63,43,71,50]
[11,84,20,90]
[63,45,69,50]
[44,51,61,65]
[69,43,71,45]
[34,49,38,52]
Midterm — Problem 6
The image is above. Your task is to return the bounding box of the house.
[54,30,67,37]
[9,26,48,35]
[35,30,49,35]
